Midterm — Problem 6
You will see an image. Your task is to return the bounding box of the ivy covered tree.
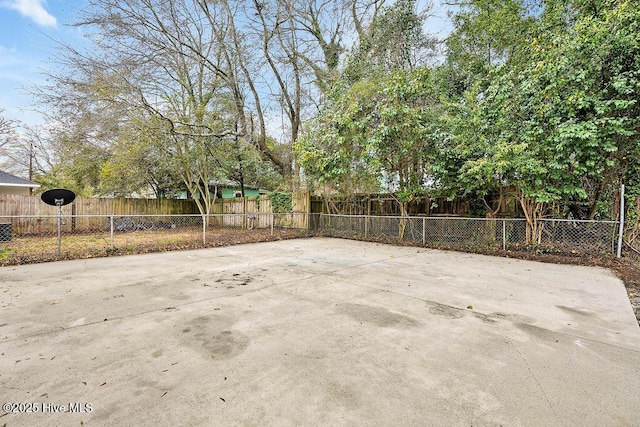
[343,0,435,81]
[441,0,640,241]
[297,67,443,216]
[297,0,439,214]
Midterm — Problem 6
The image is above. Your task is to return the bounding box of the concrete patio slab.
[1,237,639,426]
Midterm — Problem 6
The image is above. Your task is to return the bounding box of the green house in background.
[177,179,268,200]
[219,185,263,199]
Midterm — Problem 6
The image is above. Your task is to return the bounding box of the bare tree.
[0,109,18,149]
[0,111,40,180]
[34,0,231,210]
[35,0,402,198]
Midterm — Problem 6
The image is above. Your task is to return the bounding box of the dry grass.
[0,227,309,266]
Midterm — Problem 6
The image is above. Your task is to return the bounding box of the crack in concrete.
[508,339,567,426]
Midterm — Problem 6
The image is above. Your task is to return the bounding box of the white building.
[0,170,40,195]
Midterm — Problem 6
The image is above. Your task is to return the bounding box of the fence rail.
[318,214,619,256]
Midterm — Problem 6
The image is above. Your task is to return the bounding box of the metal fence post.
[364,215,368,238]
[502,220,506,251]
[202,214,207,245]
[422,217,426,246]
[270,213,274,236]
[56,205,62,256]
[109,214,114,250]
[617,184,625,258]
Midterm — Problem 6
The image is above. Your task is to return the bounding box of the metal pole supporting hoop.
[41,189,76,256]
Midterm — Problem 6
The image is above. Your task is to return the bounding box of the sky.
[0,0,454,132]
[0,0,83,128]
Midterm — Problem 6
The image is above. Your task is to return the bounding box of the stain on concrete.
[191,315,210,325]
[199,330,245,359]
[428,304,465,319]
[130,379,162,401]
[151,349,163,358]
[215,274,254,289]
[557,305,593,317]
[325,381,362,409]
[336,303,420,328]
[515,322,555,341]
[489,312,535,324]
[473,312,497,324]
[180,315,249,360]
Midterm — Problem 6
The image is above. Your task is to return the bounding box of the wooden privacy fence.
[212,193,310,229]
[310,194,470,216]
[0,193,311,234]
[0,195,200,235]
[0,195,199,217]
[0,193,312,217]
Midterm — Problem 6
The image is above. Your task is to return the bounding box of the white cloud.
[4,0,57,28]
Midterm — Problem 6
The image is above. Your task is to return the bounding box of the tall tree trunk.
[519,195,545,245]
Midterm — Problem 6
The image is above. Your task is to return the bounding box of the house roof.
[0,170,41,188]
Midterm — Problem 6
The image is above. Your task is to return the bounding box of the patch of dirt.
[0,228,311,267]
[610,259,640,326]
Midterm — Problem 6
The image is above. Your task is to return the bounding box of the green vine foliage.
[269,192,293,213]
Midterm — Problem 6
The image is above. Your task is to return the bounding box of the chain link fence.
[319,214,619,256]
[0,212,621,264]
[0,213,310,264]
